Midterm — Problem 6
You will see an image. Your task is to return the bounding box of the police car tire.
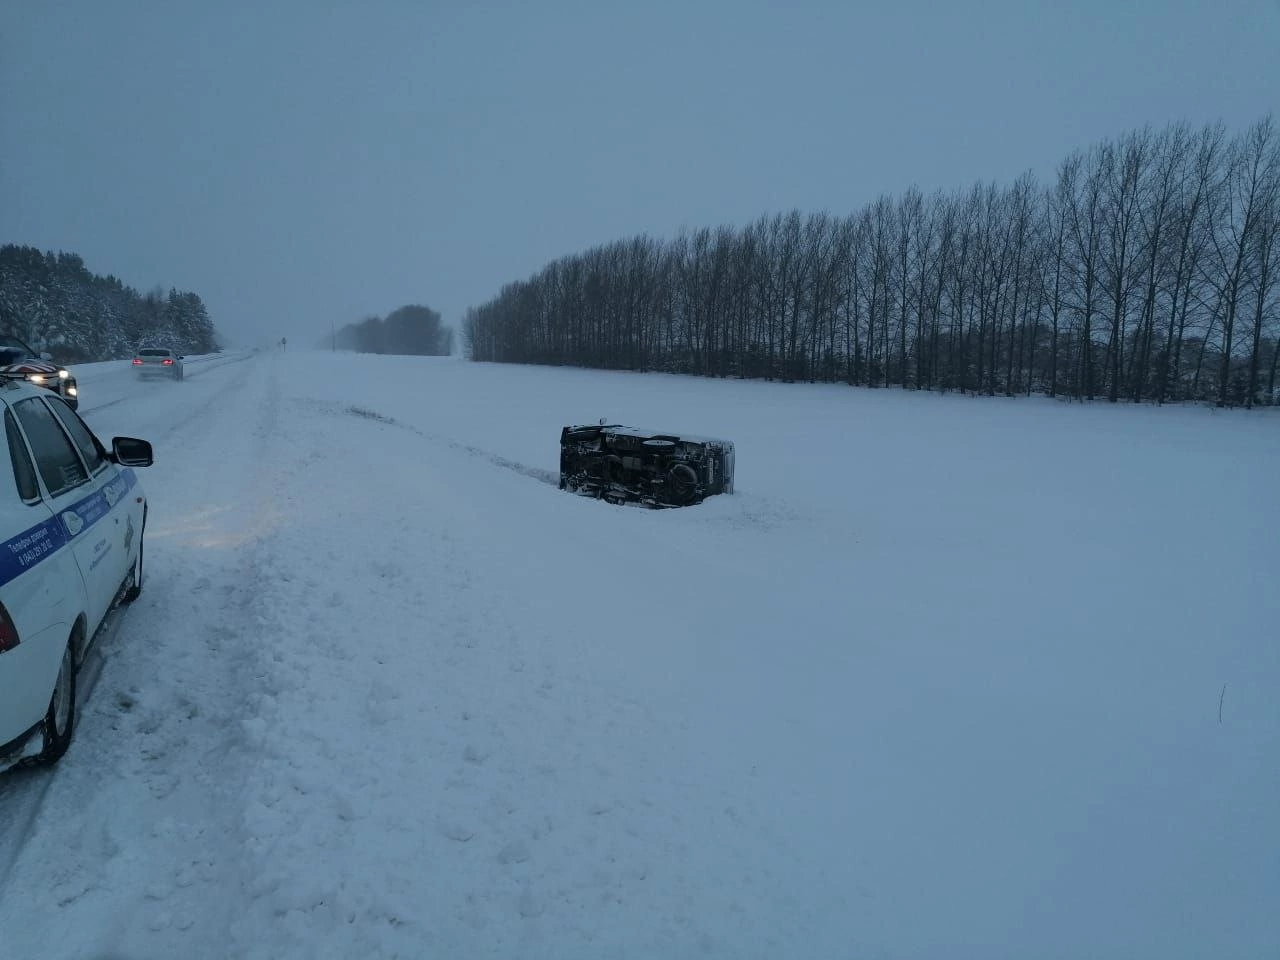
[37,638,77,763]
[122,518,145,603]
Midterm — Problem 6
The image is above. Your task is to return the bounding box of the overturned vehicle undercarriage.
[559,423,735,508]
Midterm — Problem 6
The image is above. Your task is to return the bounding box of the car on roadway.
[0,335,80,410]
[0,376,153,772]
[132,346,185,380]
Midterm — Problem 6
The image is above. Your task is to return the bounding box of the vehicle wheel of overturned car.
[559,424,734,508]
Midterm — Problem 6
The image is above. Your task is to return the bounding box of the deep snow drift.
[0,351,1276,959]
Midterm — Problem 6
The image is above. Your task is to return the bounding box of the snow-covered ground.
[0,350,1276,959]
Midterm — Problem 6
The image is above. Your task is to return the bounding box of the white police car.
[0,376,153,771]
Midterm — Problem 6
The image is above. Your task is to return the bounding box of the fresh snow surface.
[0,351,1276,959]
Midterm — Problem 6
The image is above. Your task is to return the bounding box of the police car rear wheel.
[37,639,77,763]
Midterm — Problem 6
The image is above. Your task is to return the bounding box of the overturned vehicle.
[559,423,735,508]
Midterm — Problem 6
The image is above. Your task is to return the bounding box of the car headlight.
[59,369,69,379]
[29,374,45,383]
[68,386,78,396]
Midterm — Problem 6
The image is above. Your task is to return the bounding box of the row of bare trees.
[465,118,1280,406]
[333,304,453,356]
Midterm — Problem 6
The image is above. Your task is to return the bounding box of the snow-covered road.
[0,351,1277,959]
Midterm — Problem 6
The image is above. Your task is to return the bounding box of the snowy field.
[0,350,1276,959]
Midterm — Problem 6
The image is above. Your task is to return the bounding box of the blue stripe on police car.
[0,468,138,589]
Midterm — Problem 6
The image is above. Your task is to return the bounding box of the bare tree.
[1098,129,1152,401]
[1240,120,1280,407]
[1203,119,1275,405]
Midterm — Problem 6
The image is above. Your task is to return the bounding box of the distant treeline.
[0,245,220,361]
[334,304,454,356]
[464,117,1280,407]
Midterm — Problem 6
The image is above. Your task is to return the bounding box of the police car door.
[0,404,78,741]
[46,395,138,613]
[9,395,119,634]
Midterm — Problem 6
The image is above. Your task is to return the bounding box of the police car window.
[47,396,107,474]
[12,397,89,497]
[5,408,41,503]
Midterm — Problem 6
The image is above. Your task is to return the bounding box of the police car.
[0,375,153,771]
[0,335,80,410]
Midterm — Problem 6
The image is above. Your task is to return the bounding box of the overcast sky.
[2,0,1277,348]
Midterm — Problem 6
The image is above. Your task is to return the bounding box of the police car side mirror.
[112,436,154,467]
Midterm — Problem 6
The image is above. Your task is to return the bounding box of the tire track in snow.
[344,402,560,487]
